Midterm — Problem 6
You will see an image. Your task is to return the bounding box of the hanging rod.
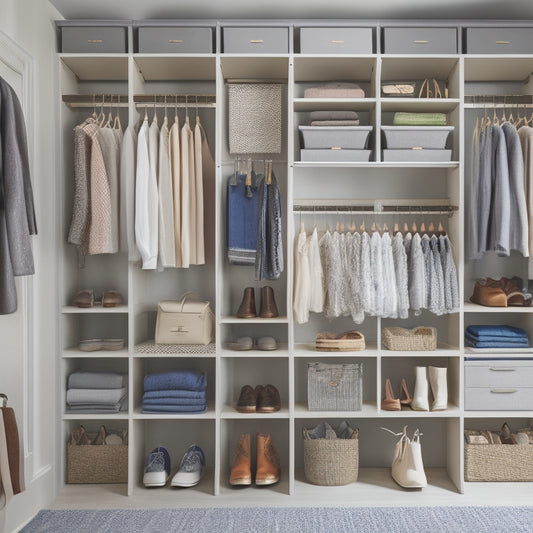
[465,94,533,108]
[62,94,216,109]
[226,78,287,84]
[62,94,128,109]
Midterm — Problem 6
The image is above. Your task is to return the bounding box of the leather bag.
[155,292,214,345]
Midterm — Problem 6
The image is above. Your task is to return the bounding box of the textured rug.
[20,506,533,532]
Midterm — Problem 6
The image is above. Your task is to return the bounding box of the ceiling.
[49,0,533,21]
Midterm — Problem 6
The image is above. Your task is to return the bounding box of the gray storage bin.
[307,362,363,411]
[299,125,372,149]
[223,27,289,54]
[383,27,457,54]
[61,26,128,53]
[465,27,533,54]
[465,387,533,411]
[465,360,533,388]
[300,149,372,162]
[382,149,452,162]
[382,126,453,149]
[300,27,372,54]
[138,27,212,53]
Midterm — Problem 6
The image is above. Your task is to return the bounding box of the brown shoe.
[236,385,257,413]
[500,422,517,445]
[259,286,279,318]
[256,384,281,413]
[92,425,107,445]
[487,277,532,306]
[229,434,252,485]
[237,287,256,318]
[255,433,280,485]
[101,290,123,307]
[72,289,94,308]
[470,280,507,307]
[382,378,401,411]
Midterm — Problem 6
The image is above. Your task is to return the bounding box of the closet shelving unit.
[55,20,533,507]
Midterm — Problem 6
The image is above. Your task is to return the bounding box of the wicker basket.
[382,327,437,351]
[67,443,128,484]
[303,429,359,486]
[464,444,533,481]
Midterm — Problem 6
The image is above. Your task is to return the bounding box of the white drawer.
[465,361,533,388]
[465,387,533,411]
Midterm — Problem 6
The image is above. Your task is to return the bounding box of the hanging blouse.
[381,232,398,319]
[430,234,445,316]
[370,231,384,317]
[440,234,460,313]
[392,232,409,319]
[360,232,373,315]
[194,120,205,265]
[293,230,310,324]
[518,125,533,277]
[308,227,324,313]
[180,118,194,267]
[408,233,425,316]
[347,231,364,324]
[169,116,182,267]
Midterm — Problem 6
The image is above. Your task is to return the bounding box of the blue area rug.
[21,506,533,532]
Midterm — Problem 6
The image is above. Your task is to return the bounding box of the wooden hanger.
[113,95,122,130]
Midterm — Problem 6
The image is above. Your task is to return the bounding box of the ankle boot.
[382,379,401,411]
[411,366,429,411]
[229,434,252,485]
[259,287,279,318]
[428,366,448,411]
[255,433,280,485]
[236,288,256,319]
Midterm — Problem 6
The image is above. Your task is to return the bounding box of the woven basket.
[464,444,533,481]
[67,443,128,484]
[303,429,359,486]
[382,327,437,351]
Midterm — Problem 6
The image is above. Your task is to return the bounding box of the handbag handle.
[178,291,200,312]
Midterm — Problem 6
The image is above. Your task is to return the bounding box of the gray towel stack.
[309,110,360,127]
[66,372,128,413]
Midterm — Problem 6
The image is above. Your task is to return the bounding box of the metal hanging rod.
[226,78,287,84]
[465,94,533,108]
[62,94,216,109]
[62,94,128,109]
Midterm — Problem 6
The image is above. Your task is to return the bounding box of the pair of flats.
[237,384,281,413]
[72,289,123,308]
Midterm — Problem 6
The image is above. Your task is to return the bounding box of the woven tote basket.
[303,429,359,486]
[67,443,128,483]
[382,326,437,351]
[464,444,533,481]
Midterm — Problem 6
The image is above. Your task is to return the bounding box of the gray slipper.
[257,336,277,351]
[227,336,253,351]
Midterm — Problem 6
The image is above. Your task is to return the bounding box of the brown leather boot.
[236,288,256,318]
[259,286,279,318]
[229,434,252,485]
[255,433,280,485]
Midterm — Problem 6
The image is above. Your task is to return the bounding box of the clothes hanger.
[104,95,114,128]
[113,95,122,130]
[163,95,168,122]
[185,95,190,126]
[195,95,200,126]
[174,95,179,123]
[97,95,106,127]
[152,96,158,124]
[266,160,272,185]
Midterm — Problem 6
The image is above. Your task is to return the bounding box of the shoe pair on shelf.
[471,277,532,307]
[230,433,280,486]
[78,339,124,352]
[72,289,123,308]
[383,366,447,412]
[237,385,281,413]
[143,445,206,488]
[227,336,277,351]
[237,287,278,318]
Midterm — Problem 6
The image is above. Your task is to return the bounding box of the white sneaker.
[171,445,206,488]
[143,447,171,487]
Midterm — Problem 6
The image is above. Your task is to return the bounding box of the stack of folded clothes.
[304,82,365,98]
[465,325,530,349]
[309,110,360,127]
[66,372,128,413]
[392,112,447,125]
[142,369,207,414]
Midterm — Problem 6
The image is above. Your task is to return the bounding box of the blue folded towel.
[465,338,529,349]
[143,370,207,392]
[142,390,206,400]
[465,331,529,345]
[142,403,207,413]
[142,397,206,406]
[466,325,528,339]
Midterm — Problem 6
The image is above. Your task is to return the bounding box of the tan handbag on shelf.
[418,78,447,99]
[155,292,214,345]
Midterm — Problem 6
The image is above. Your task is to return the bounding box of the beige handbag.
[155,293,214,345]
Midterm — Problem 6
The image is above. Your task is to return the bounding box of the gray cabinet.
[299,27,373,54]
[465,27,533,54]
[383,27,457,54]
[61,26,128,53]
[138,27,213,54]
[223,27,289,54]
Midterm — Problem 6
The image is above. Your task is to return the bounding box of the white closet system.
[56,19,533,504]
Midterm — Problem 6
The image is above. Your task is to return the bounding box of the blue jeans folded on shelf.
[465,338,530,349]
[143,370,207,393]
[466,325,529,340]
[142,397,206,406]
[465,331,529,345]
[227,172,259,265]
[142,390,206,400]
[141,403,207,414]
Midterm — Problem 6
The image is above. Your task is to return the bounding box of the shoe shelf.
[132,402,217,420]
[463,302,533,313]
[134,340,217,357]
[220,343,290,357]
[62,305,129,314]
[220,405,290,419]
[61,347,130,358]
[293,401,378,419]
[378,404,462,418]
[62,412,129,420]
[293,342,379,357]
[219,316,289,324]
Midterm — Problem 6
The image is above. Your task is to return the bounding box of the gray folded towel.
[310,110,359,121]
[304,83,365,98]
[310,120,360,126]
[68,372,127,390]
[66,387,127,405]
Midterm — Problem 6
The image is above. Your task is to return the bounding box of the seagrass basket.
[382,326,437,351]
[303,428,359,486]
[67,443,128,484]
[464,444,533,481]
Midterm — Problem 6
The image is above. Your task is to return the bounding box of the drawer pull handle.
[250,40,264,44]
[490,388,518,394]
[330,40,345,44]
[87,39,103,44]
[414,40,429,44]
[496,40,511,44]
[489,367,516,372]
[412,146,423,150]
[331,146,342,150]
[169,39,184,43]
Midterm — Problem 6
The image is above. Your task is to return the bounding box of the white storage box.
[300,149,371,162]
[382,126,453,149]
[382,149,452,162]
[299,126,372,150]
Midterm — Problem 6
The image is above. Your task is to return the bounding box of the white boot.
[428,366,448,411]
[411,366,429,411]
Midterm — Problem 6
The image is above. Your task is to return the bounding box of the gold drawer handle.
[496,40,511,44]
[250,39,264,44]
[87,39,103,43]
[330,40,345,44]
[412,146,423,150]
[490,388,518,394]
[331,147,342,150]
[414,40,429,44]
[169,39,184,43]
[489,367,516,372]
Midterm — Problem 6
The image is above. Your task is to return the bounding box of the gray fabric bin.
[223,27,289,54]
[307,362,363,411]
[299,126,372,149]
[300,27,372,54]
[382,126,453,149]
[383,27,457,54]
[300,149,371,162]
[465,27,533,54]
[61,27,128,53]
[382,149,452,162]
[138,27,213,53]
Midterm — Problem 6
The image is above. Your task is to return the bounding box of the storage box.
[300,27,372,54]
[61,26,128,53]
[307,362,363,411]
[67,443,128,483]
[465,443,533,481]
[138,27,213,53]
[382,149,452,162]
[299,126,372,150]
[223,27,289,54]
[382,327,437,351]
[382,126,453,149]
[382,27,458,54]
[300,149,372,162]
[465,27,533,54]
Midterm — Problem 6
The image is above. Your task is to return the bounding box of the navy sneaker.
[171,444,206,487]
[143,446,171,487]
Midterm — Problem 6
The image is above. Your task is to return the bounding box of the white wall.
[0,0,61,531]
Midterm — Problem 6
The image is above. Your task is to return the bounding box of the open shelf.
[463,302,533,313]
[293,97,376,111]
[294,401,378,418]
[133,55,216,81]
[380,98,460,112]
[62,305,129,314]
[133,403,216,420]
[62,347,129,358]
[220,405,290,419]
[59,54,129,81]
[220,316,289,324]
[294,342,378,357]
[292,161,460,168]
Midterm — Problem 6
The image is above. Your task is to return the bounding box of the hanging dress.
[381,232,398,318]
[181,117,194,267]
[392,232,409,319]
[194,118,205,265]
[408,233,425,316]
[370,232,384,317]
[360,232,373,315]
[293,229,310,324]
[308,227,324,313]
[169,115,182,267]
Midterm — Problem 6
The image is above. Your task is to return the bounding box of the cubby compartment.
[220,323,288,355]
[220,419,289,495]
[220,357,289,418]
[131,418,216,495]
